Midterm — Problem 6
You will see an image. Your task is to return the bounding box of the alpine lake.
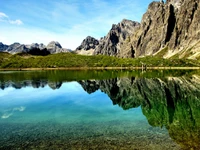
[0,69,200,150]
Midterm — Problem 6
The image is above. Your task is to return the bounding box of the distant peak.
[47,41,62,48]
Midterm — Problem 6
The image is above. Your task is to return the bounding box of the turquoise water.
[0,70,200,149]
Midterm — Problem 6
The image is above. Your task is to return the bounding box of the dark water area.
[0,70,200,150]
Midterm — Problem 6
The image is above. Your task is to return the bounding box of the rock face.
[75,36,99,55]
[94,19,140,58]
[76,36,99,51]
[127,0,200,58]
[90,0,200,59]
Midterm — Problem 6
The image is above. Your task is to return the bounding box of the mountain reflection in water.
[79,76,200,149]
[0,70,200,149]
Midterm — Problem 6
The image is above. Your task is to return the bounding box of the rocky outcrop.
[46,41,65,54]
[75,36,99,55]
[76,36,99,51]
[94,19,140,58]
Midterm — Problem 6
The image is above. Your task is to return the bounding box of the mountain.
[46,41,69,54]
[131,0,200,59]
[86,0,199,59]
[75,36,99,55]
[5,43,29,54]
[28,43,46,50]
[94,19,140,58]
[0,42,9,52]
[76,36,99,51]
[0,41,70,55]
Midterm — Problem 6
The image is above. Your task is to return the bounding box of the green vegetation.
[0,52,199,69]
[154,46,169,58]
[1,69,197,83]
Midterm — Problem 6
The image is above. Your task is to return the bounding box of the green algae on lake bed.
[0,120,179,150]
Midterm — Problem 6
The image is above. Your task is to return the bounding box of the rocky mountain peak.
[47,41,62,48]
[76,36,99,51]
[30,43,46,50]
[94,19,140,57]
[46,41,63,54]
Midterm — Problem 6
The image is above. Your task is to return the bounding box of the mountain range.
[0,0,199,59]
[76,0,200,59]
[0,41,71,55]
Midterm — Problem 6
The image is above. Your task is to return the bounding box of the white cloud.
[9,19,23,25]
[0,12,23,25]
[0,12,8,18]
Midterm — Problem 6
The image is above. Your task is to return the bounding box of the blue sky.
[0,0,153,49]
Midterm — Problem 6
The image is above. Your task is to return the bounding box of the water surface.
[0,70,200,149]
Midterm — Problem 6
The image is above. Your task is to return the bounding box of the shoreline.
[0,66,200,71]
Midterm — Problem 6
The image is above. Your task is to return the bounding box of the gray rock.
[29,43,46,50]
[46,41,62,54]
[46,41,69,54]
[91,0,199,59]
[76,36,99,51]
[127,0,200,59]
[93,19,140,57]
[6,43,29,54]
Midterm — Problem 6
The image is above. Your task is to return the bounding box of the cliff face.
[91,0,200,59]
[94,19,140,58]
[129,0,200,58]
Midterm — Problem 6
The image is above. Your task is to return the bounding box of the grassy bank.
[0,52,199,69]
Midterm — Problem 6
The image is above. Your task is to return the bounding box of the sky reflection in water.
[1,70,200,149]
